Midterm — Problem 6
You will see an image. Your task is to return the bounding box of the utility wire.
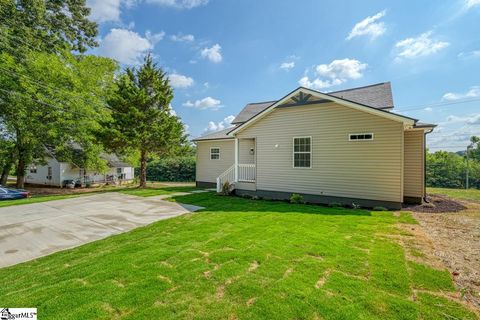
[0,87,100,118]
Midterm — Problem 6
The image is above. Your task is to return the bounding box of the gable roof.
[228,86,417,136]
[231,82,394,125]
[329,82,394,110]
[231,101,276,124]
[192,127,234,142]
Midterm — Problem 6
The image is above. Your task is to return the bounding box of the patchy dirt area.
[405,197,480,310]
[403,194,467,213]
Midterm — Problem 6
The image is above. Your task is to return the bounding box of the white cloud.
[424,107,433,112]
[168,73,194,88]
[442,86,480,101]
[280,61,295,71]
[171,33,195,42]
[201,44,222,63]
[146,0,208,9]
[87,0,121,23]
[458,50,480,59]
[346,10,387,40]
[99,28,163,65]
[87,0,137,23]
[204,115,235,133]
[183,97,222,110]
[395,31,449,59]
[298,58,367,90]
[466,0,480,8]
[145,30,165,43]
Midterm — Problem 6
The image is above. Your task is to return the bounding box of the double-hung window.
[210,147,220,160]
[293,137,311,168]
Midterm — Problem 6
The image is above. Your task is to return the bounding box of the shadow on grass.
[170,192,372,217]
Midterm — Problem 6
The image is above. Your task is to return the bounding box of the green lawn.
[428,187,480,202]
[0,193,83,208]
[0,193,475,320]
[0,185,198,208]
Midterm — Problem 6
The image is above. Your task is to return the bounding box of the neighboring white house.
[25,154,134,187]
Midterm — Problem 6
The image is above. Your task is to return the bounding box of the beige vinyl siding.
[404,130,424,198]
[239,138,255,164]
[236,102,404,202]
[196,140,235,183]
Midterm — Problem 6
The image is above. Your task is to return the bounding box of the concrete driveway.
[0,193,203,268]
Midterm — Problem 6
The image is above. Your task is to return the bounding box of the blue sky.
[87,0,480,151]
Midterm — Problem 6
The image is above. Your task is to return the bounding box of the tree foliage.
[426,149,480,189]
[0,0,117,188]
[105,54,188,187]
[144,157,195,182]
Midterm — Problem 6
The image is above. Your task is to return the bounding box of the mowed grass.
[0,193,83,208]
[0,184,198,207]
[0,193,476,320]
[428,187,480,202]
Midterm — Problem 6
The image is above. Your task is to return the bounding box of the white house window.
[210,147,220,160]
[47,166,52,180]
[30,166,37,173]
[293,137,311,168]
[349,133,374,141]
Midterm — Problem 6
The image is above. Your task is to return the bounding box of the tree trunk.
[139,149,147,188]
[16,156,26,189]
[0,160,13,185]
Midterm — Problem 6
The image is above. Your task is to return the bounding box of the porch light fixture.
[250,148,255,155]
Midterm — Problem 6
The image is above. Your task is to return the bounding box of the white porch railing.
[216,165,235,192]
[238,164,256,182]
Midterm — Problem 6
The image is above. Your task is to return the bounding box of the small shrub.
[221,181,233,195]
[373,206,388,211]
[328,202,342,208]
[351,202,361,209]
[290,193,304,204]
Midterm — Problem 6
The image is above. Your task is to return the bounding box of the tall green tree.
[0,0,112,188]
[0,51,117,187]
[106,54,188,188]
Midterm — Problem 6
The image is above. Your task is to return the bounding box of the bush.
[328,202,342,208]
[221,181,233,195]
[143,156,195,182]
[290,193,304,204]
[373,206,388,211]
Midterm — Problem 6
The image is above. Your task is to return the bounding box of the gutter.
[423,128,435,203]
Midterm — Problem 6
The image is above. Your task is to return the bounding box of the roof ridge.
[329,82,390,94]
[246,100,277,105]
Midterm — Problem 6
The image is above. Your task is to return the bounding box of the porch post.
[234,138,239,182]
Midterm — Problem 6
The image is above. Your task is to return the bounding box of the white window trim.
[292,136,312,169]
[210,147,220,160]
[348,133,374,141]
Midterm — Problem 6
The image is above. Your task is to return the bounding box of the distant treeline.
[139,156,196,182]
[427,151,480,189]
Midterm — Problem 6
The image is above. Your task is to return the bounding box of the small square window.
[210,148,220,160]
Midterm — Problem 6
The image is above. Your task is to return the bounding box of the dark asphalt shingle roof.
[231,101,276,124]
[231,82,394,125]
[193,82,407,141]
[328,82,394,110]
[192,127,234,141]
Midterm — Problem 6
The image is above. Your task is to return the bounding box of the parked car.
[0,186,30,200]
[62,179,82,188]
[62,180,76,189]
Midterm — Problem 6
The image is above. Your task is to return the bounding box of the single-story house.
[25,153,134,187]
[193,82,436,209]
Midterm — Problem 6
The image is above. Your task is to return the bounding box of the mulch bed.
[403,194,467,213]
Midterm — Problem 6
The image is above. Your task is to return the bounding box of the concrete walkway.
[0,192,204,268]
